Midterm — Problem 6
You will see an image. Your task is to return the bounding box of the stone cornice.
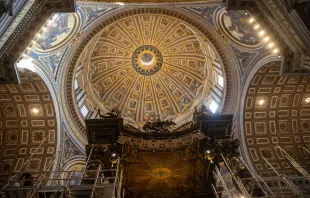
[0,0,76,84]
[226,0,310,75]
[78,0,219,3]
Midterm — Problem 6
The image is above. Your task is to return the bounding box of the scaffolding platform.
[1,159,123,198]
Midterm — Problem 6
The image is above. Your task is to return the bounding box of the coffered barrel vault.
[243,62,310,177]
[0,69,57,186]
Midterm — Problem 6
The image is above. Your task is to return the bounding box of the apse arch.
[239,55,282,176]
[239,56,310,178]
[28,59,63,175]
[0,68,58,187]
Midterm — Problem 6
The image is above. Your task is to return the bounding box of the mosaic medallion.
[131,45,163,76]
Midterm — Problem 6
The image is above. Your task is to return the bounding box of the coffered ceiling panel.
[0,69,57,187]
[243,61,310,177]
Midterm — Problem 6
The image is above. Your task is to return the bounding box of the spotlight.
[273,49,279,53]
[259,30,265,36]
[32,108,39,114]
[254,25,260,29]
[245,12,248,15]
[258,99,265,105]
[305,98,310,103]
[263,37,270,42]
[206,150,211,154]
[111,153,116,157]
[249,18,254,23]
[267,43,274,48]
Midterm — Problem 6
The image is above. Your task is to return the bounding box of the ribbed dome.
[77,13,224,127]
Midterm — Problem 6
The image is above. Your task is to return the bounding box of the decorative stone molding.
[0,0,75,84]
[225,0,310,75]
[77,0,219,3]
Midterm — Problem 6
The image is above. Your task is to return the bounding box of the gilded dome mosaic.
[75,13,225,128]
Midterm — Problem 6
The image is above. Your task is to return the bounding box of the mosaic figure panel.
[40,51,64,74]
[34,13,76,50]
[83,7,107,25]
[222,10,261,45]
[62,162,85,185]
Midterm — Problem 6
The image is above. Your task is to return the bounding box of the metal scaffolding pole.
[26,151,57,198]
[263,157,303,196]
[1,133,52,193]
[213,165,233,198]
[220,154,250,198]
[79,146,94,185]
[90,165,102,198]
[239,157,275,197]
[117,169,123,198]
[1,158,123,198]
[113,158,120,198]
[277,145,310,182]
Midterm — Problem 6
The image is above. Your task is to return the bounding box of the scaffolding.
[211,152,310,198]
[263,157,303,197]
[212,154,272,198]
[213,165,233,198]
[1,158,123,198]
[277,145,310,182]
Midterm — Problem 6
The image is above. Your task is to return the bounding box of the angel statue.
[97,107,120,118]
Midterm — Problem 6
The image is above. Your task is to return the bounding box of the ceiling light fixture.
[273,49,279,53]
[258,99,265,105]
[268,43,274,48]
[263,37,270,42]
[259,30,265,36]
[254,25,260,29]
[32,108,39,114]
[305,98,310,103]
[249,18,254,23]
